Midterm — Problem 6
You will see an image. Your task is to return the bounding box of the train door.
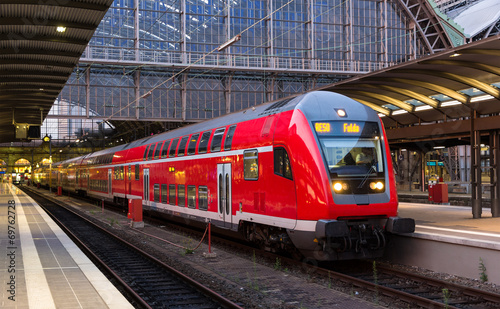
[143,168,150,202]
[128,165,132,194]
[108,169,112,195]
[217,163,232,228]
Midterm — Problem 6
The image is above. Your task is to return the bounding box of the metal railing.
[81,46,395,74]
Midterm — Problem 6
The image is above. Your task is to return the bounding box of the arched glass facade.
[52,0,429,141]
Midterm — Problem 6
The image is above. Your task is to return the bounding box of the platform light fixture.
[415,105,433,111]
[471,94,494,102]
[440,100,461,107]
[56,26,66,33]
[392,110,408,115]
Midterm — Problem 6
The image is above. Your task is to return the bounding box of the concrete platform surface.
[385,202,500,284]
[0,183,133,309]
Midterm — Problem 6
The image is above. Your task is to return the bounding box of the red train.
[33,91,414,261]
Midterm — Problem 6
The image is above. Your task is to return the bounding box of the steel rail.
[24,187,244,309]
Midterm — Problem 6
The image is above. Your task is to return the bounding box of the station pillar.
[491,130,500,217]
[471,112,482,218]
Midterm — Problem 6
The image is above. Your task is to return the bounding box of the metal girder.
[350,83,440,108]
[420,59,500,77]
[363,77,470,104]
[0,33,90,46]
[335,89,415,112]
[396,0,460,53]
[348,98,392,116]
[0,18,99,30]
[392,69,500,99]
[0,0,110,11]
[0,48,83,58]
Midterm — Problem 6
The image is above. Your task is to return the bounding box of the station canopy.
[0,1,113,142]
[318,34,500,150]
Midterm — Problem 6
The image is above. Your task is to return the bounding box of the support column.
[266,0,274,69]
[223,74,232,115]
[134,69,140,120]
[491,130,500,217]
[181,73,187,121]
[306,0,315,70]
[407,150,411,192]
[471,110,482,218]
[134,0,139,62]
[180,0,186,64]
[86,68,90,119]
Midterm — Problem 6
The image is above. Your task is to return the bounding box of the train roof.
[56,91,378,165]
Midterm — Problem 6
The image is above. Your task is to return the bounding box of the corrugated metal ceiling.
[0,0,113,142]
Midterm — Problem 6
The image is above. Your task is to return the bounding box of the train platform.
[0,183,133,309]
[385,200,500,285]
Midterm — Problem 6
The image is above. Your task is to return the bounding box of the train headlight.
[333,182,349,192]
[370,181,384,190]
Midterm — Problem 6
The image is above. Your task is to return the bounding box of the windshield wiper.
[358,161,377,188]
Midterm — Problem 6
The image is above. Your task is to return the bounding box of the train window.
[274,147,293,180]
[143,145,149,161]
[154,141,163,159]
[199,186,208,211]
[148,143,156,160]
[120,166,124,180]
[177,136,189,157]
[244,150,259,180]
[154,184,160,202]
[187,133,200,155]
[161,140,170,158]
[187,185,196,208]
[178,185,185,206]
[135,164,140,180]
[161,184,168,203]
[224,125,237,151]
[169,138,179,158]
[169,184,176,205]
[211,128,225,152]
[198,131,211,154]
[128,165,131,180]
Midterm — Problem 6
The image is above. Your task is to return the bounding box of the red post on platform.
[203,220,216,258]
[428,184,434,202]
[128,198,144,228]
[433,183,449,203]
[208,222,212,254]
[57,186,62,196]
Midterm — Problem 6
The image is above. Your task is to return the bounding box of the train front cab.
[287,92,415,261]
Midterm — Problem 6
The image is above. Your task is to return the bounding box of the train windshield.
[315,121,384,178]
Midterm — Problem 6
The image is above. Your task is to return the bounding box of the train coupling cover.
[385,216,415,234]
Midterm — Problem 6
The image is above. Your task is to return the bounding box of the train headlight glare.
[333,182,343,192]
[342,183,349,190]
[370,181,384,190]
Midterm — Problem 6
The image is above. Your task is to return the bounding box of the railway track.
[23,185,500,308]
[21,187,242,309]
[334,260,500,308]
